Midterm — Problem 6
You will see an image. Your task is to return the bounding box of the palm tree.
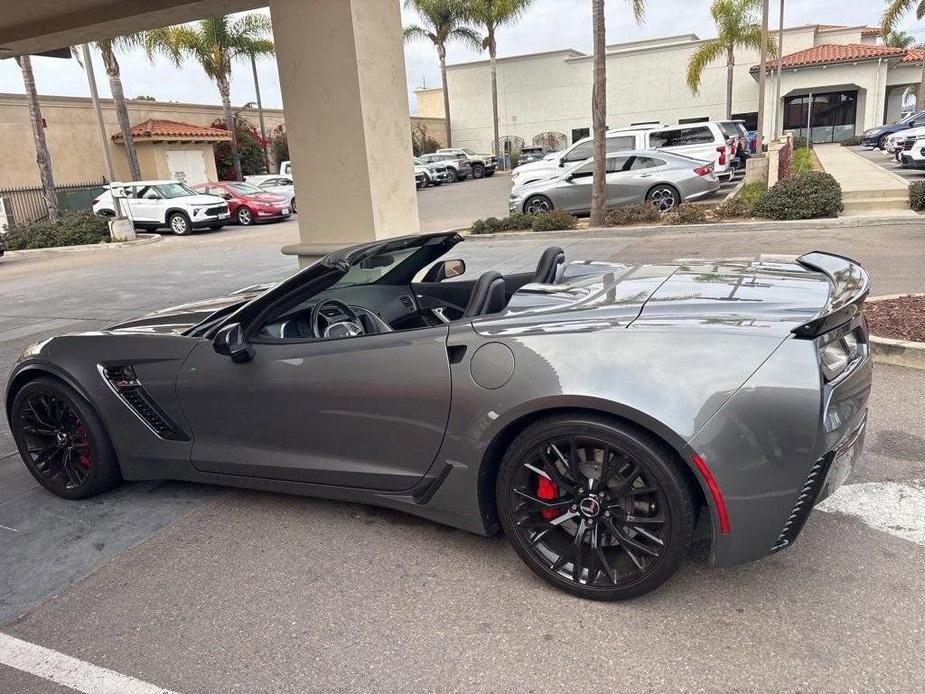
[16,55,58,221]
[145,13,274,181]
[73,36,143,180]
[882,0,925,110]
[884,29,916,48]
[466,0,535,161]
[686,0,777,120]
[590,0,645,227]
[404,0,482,148]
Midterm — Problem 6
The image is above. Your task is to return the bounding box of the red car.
[193,182,292,226]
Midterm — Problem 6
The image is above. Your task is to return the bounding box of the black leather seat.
[463,270,507,317]
[532,246,565,284]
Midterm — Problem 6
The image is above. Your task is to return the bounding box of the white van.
[647,123,735,181]
[511,125,658,186]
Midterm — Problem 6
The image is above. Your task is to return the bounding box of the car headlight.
[817,329,862,381]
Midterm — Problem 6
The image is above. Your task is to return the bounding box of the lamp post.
[773,0,785,139]
[755,0,770,155]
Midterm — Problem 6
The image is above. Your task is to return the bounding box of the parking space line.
[0,633,180,694]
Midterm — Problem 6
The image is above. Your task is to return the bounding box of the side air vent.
[99,365,189,441]
[771,454,832,552]
[399,295,415,312]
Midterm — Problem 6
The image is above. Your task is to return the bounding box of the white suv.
[93,180,230,235]
[647,123,735,181]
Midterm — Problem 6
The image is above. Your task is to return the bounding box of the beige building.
[110,119,231,183]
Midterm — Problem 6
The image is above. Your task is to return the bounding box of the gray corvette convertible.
[5,231,871,600]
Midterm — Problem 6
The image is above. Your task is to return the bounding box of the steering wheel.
[310,299,365,339]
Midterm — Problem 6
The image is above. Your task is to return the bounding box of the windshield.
[898,111,924,124]
[413,158,425,165]
[156,183,199,199]
[227,182,264,195]
[462,148,476,155]
[332,247,421,287]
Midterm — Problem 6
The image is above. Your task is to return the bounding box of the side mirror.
[558,158,566,167]
[222,193,232,200]
[213,323,254,363]
[564,174,574,183]
[422,258,466,283]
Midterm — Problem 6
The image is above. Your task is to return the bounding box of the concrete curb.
[1,233,162,257]
[465,213,924,241]
[867,293,925,370]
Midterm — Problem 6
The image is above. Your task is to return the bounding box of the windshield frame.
[155,182,200,199]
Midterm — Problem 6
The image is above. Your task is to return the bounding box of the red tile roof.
[111,119,232,142]
[816,24,882,37]
[753,43,907,72]
[902,48,924,63]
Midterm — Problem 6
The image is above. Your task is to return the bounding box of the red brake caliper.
[76,425,91,470]
[537,475,559,520]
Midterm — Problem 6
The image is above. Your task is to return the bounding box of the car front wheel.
[168,211,192,235]
[446,169,458,183]
[237,207,254,225]
[496,414,696,600]
[524,195,554,215]
[472,164,485,179]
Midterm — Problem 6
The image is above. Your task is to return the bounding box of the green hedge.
[840,135,863,147]
[531,210,578,231]
[604,203,661,226]
[470,210,578,234]
[1,211,110,251]
[910,181,925,211]
[753,171,843,220]
[664,203,708,225]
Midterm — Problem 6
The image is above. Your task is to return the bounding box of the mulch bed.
[865,295,925,342]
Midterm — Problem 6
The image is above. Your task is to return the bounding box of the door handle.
[638,173,653,178]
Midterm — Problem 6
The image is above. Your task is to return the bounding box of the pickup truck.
[436,148,497,179]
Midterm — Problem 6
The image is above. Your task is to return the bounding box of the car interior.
[254,244,567,341]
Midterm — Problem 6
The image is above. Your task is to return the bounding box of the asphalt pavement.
[1,188,924,692]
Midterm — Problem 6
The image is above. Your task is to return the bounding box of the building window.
[571,128,590,143]
[732,112,758,131]
[784,90,857,143]
[678,117,709,124]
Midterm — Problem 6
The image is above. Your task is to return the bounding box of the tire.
[524,195,554,215]
[168,211,192,236]
[10,377,122,500]
[496,414,696,601]
[472,164,485,179]
[290,198,297,213]
[879,135,888,150]
[646,184,680,212]
[446,169,458,183]
[236,207,254,226]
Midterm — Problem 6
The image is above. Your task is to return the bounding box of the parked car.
[192,182,291,226]
[898,133,925,169]
[510,150,719,215]
[4,230,871,600]
[436,147,497,178]
[861,110,925,149]
[419,153,472,182]
[518,146,550,166]
[414,157,451,187]
[717,120,749,169]
[92,181,229,235]
[512,125,658,186]
[246,160,292,185]
[250,176,296,212]
[415,170,427,189]
[648,123,735,182]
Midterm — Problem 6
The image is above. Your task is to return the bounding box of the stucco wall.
[414,88,445,118]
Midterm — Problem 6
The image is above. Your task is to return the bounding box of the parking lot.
[850,144,925,182]
[1,189,924,691]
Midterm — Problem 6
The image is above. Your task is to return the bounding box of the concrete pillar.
[270,0,420,266]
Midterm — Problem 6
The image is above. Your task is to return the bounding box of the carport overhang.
[0,0,420,264]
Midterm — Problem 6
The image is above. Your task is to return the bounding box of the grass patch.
[790,147,814,175]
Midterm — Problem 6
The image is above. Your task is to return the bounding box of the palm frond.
[449,26,484,50]
[627,0,646,24]
[403,24,437,44]
[881,0,920,33]
[686,39,726,94]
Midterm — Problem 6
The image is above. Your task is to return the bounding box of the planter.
[866,294,925,370]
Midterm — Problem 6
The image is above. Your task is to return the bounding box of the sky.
[0,2,920,116]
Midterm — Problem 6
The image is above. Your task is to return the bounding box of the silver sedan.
[509,149,720,215]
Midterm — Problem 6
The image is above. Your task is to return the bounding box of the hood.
[184,194,227,206]
[246,192,287,203]
[106,288,268,335]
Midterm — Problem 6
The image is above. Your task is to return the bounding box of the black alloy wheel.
[646,185,680,212]
[237,207,254,225]
[524,195,554,215]
[472,164,485,179]
[497,415,695,600]
[11,378,121,499]
[446,169,458,183]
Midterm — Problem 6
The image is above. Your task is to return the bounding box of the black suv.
[862,110,925,149]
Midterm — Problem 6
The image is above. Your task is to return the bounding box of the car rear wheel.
[237,207,254,225]
[524,195,554,215]
[446,169,458,183]
[646,184,680,212]
[11,377,121,500]
[497,415,696,600]
[168,212,192,235]
[472,164,485,179]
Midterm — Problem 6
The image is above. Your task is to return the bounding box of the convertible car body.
[5,232,872,599]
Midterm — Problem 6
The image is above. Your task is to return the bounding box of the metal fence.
[0,179,108,225]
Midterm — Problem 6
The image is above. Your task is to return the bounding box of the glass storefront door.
[783,90,858,143]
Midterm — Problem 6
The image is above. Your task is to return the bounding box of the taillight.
[693,165,712,176]
[716,145,727,166]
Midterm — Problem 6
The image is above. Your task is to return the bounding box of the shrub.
[753,171,843,220]
[910,181,925,211]
[714,181,766,219]
[604,203,661,226]
[469,212,535,235]
[531,210,578,232]
[840,135,863,147]
[791,135,808,149]
[664,203,708,225]
[1,211,110,251]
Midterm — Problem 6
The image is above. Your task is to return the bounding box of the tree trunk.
[489,36,500,165]
[725,46,735,120]
[439,44,452,148]
[17,55,58,221]
[219,77,242,181]
[589,0,607,228]
[100,44,141,181]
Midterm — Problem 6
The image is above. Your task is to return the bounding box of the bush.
[604,203,661,226]
[910,181,925,211]
[664,203,708,225]
[469,212,534,235]
[1,211,110,250]
[753,171,843,220]
[791,135,808,149]
[531,210,578,232]
[714,181,766,219]
[840,135,863,147]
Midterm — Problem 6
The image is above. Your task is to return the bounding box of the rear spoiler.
[792,251,870,338]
